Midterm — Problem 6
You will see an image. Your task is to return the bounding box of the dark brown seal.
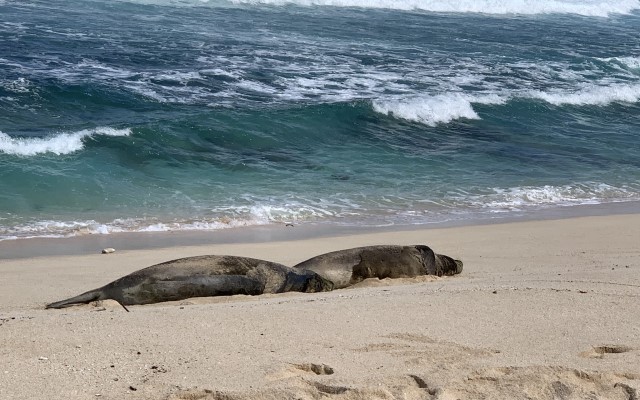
[46,255,334,311]
[293,245,462,289]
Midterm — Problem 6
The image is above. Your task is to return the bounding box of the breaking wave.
[228,0,640,17]
[373,83,640,126]
[527,82,640,106]
[599,56,640,69]
[0,127,132,156]
[372,93,504,126]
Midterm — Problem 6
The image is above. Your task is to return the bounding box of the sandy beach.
[1,213,639,399]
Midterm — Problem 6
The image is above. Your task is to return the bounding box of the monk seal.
[46,255,334,311]
[293,245,462,289]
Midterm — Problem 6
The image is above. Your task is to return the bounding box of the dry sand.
[0,214,639,399]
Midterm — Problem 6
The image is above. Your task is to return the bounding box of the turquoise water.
[1,0,640,239]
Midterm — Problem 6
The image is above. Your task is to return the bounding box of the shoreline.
[0,212,639,399]
[1,199,639,260]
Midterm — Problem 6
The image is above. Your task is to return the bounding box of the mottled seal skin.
[293,245,462,289]
[46,255,334,311]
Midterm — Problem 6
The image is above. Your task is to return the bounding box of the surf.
[0,128,131,156]
[228,0,640,17]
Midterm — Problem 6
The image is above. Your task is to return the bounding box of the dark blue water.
[1,0,639,239]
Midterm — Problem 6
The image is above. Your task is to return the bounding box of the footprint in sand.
[457,366,640,400]
[292,363,335,375]
[580,344,634,359]
[266,362,335,381]
[353,332,498,366]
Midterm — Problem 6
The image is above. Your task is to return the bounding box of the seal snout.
[454,259,463,274]
[434,254,463,276]
[304,272,335,292]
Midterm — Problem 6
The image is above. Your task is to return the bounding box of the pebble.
[101,248,116,254]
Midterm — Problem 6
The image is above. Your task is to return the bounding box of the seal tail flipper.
[45,290,102,309]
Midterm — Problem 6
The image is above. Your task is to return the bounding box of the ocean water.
[1,0,640,240]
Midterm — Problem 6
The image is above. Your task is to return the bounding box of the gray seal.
[293,245,462,289]
[46,255,334,311]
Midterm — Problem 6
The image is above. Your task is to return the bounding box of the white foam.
[0,205,317,240]
[1,77,31,93]
[127,85,169,102]
[248,204,335,221]
[153,71,202,84]
[600,56,640,69]
[372,93,505,126]
[0,220,115,240]
[2,183,639,240]
[76,60,138,79]
[229,0,640,16]
[527,82,640,106]
[234,79,278,94]
[0,127,131,156]
[112,0,640,16]
[199,67,243,79]
[466,183,639,211]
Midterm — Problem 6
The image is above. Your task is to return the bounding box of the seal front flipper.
[45,289,103,309]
